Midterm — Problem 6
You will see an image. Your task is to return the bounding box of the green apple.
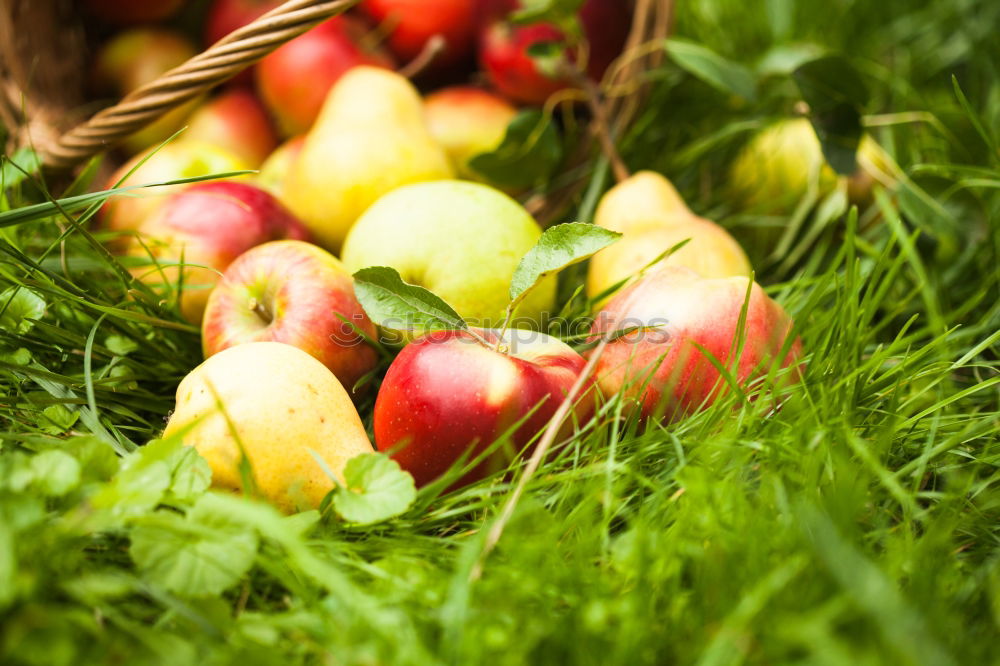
[341,180,555,328]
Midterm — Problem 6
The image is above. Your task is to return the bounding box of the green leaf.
[130,493,259,597]
[167,446,212,503]
[468,110,562,189]
[511,0,585,25]
[666,39,758,101]
[29,450,81,496]
[105,335,139,356]
[0,522,14,609]
[353,266,467,334]
[793,55,870,174]
[37,404,79,435]
[0,148,41,190]
[333,454,416,525]
[508,222,621,309]
[526,39,567,79]
[0,287,45,334]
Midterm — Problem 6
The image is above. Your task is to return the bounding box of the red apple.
[84,0,185,26]
[359,0,475,69]
[129,182,311,323]
[184,88,278,167]
[423,86,517,179]
[374,328,595,488]
[100,141,252,242]
[92,28,200,153]
[590,266,803,422]
[478,0,631,105]
[255,16,395,136]
[202,240,379,395]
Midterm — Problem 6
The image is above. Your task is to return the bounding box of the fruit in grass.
[130,182,311,324]
[590,266,802,422]
[359,0,476,69]
[256,135,304,199]
[84,0,184,26]
[255,16,395,136]
[101,141,251,240]
[282,67,453,251]
[341,180,554,328]
[374,328,594,488]
[478,0,631,105]
[92,28,200,154]
[183,88,278,168]
[164,342,374,512]
[586,171,752,299]
[423,86,517,180]
[202,240,379,396]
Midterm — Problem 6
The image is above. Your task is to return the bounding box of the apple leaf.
[666,39,758,101]
[468,110,562,189]
[0,287,45,335]
[508,223,621,310]
[353,266,467,335]
[332,454,416,525]
[511,0,585,25]
[793,55,870,174]
[129,493,259,598]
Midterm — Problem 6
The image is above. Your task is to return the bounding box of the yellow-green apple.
[478,0,631,105]
[359,0,476,70]
[92,28,200,154]
[256,135,304,200]
[283,67,453,251]
[100,141,252,243]
[590,266,803,422]
[587,171,752,299]
[202,240,378,395]
[164,341,374,512]
[183,88,278,168]
[84,0,184,25]
[423,86,517,180]
[341,180,553,327]
[254,16,395,136]
[846,134,902,207]
[374,328,595,488]
[130,182,311,323]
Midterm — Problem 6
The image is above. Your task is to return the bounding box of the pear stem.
[398,34,446,79]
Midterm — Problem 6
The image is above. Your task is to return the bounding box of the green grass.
[1,0,999,664]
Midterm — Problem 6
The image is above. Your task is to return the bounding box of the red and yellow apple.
[359,0,476,70]
[255,16,395,136]
[423,86,517,180]
[100,141,252,241]
[202,240,379,396]
[92,28,200,154]
[375,328,595,488]
[129,182,311,323]
[184,88,278,168]
[590,266,803,421]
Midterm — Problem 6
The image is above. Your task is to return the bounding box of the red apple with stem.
[590,266,803,422]
[255,16,396,136]
[359,0,476,70]
[129,182,311,323]
[374,327,596,488]
[184,88,278,168]
[202,240,379,396]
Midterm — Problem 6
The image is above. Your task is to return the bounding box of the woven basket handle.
[40,0,358,170]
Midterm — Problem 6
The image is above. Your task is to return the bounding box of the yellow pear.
[282,66,454,252]
[163,342,374,512]
[588,171,751,300]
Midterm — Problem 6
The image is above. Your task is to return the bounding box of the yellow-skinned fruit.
[587,171,751,300]
[163,342,374,513]
[282,66,454,252]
